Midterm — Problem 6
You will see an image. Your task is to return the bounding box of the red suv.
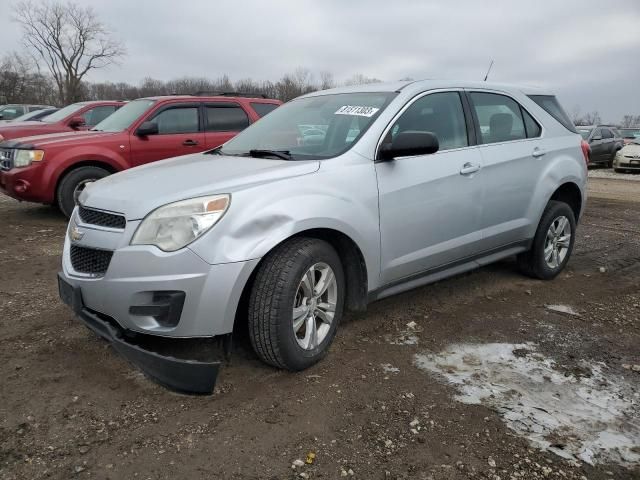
[0,94,281,216]
[0,101,125,142]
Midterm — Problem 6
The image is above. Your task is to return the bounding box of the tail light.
[580,140,590,166]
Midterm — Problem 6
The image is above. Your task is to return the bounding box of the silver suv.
[58,80,587,393]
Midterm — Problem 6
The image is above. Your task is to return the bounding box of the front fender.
[47,147,129,194]
[189,158,383,290]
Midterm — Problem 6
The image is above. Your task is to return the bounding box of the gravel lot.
[1,178,639,480]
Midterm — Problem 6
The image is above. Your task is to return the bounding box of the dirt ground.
[0,177,638,480]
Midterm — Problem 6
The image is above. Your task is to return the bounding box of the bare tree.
[570,105,583,125]
[581,111,601,126]
[344,73,382,86]
[13,0,125,104]
[620,115,640,128]
[318,71,336,90]
[0,52,56,104]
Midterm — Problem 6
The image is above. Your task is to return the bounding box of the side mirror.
[591,135,602,141]
[136,121,159,136]
[68,115,86,128]
[378,131,439,161]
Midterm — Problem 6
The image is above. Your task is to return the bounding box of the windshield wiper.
[248,149,291,160]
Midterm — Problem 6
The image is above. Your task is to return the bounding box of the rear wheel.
[248,237,345,371]
[56,166,110,218]
[517,200,576,280]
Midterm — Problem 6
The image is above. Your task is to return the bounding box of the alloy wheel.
[292,262,337,350]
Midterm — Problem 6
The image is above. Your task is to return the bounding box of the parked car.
[613,138,640,173]
[57,80,587,393]
[0,100,125,142]
[0,107,59,125]
[576,125,623,167]
[0,104,54,120]
[619,127,640,145]
[0,94,281,216]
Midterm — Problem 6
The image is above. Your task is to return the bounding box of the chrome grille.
[70,245,113,276]
[0,148,14,171]
[78,206,126,229]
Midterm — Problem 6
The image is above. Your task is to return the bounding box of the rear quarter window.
[250,102,279,117]
[528,95,577,133]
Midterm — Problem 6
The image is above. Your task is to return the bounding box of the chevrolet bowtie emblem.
[71,226,85,241]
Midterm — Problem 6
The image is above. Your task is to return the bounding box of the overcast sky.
[1,0,639,122]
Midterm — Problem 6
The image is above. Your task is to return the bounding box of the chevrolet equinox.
[58,80,588,393]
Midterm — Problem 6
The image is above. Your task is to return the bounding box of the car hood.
[80,153,321,220]
[1,130,108,148]
[621,143,640,156]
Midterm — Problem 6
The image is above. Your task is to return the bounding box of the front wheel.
[56,166,110,218]
[248,237,345,371]
[517,200,576,280]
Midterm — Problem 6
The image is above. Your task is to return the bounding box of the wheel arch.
[549,181,583,221]
[233,227,369,337]
[52,160,120,204]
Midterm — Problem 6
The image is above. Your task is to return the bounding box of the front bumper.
[0,163,52,203]
[58,272,222,394]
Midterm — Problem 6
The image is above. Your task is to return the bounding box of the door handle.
[532,147,546,158]
[459,162,481,175]
[183,139,199,146]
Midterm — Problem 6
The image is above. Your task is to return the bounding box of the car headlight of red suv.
[14,149,45,168]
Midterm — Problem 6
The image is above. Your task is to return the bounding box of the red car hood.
[0,121,69,141]
[0,130,114,148]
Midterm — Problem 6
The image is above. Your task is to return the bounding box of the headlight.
[14,149,45,167]
[131,194,230,251]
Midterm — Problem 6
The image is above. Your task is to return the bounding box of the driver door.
[130,103,205,166]
[375,91,484,284]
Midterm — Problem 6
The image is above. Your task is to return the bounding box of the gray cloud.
[1,0,639,121]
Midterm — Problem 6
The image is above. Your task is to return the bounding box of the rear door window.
[206,105,250,131]
[522,109,542,138]
[468,92,527,144]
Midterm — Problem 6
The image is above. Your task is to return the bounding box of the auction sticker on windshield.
[335,105,380,117]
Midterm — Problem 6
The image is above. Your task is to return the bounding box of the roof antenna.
[483,60,494,81]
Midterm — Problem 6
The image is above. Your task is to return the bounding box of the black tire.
[247,237,345,371]
[517,200,576,280]
[56,166,110,218]
[614,168,625,174]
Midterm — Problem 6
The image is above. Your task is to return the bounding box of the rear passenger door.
[589,128,606,162]
[600,128,614,158]
[203,103,250,149]
[130,103,205,166]
[467,91,546,251]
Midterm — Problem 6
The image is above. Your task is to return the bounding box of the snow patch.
[414,343,640,467]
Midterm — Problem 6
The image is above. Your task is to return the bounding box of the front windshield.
[622,129,640,139]
[42,103,86,123]
[577,129,592,140]
[219,92,396,160]
[93,99,155,132]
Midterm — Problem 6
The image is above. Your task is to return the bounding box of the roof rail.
[191,91,268,99]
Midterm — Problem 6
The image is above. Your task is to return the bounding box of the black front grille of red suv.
[0,149,14,171]
[70,245,113,275]
[78,206,126,229]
